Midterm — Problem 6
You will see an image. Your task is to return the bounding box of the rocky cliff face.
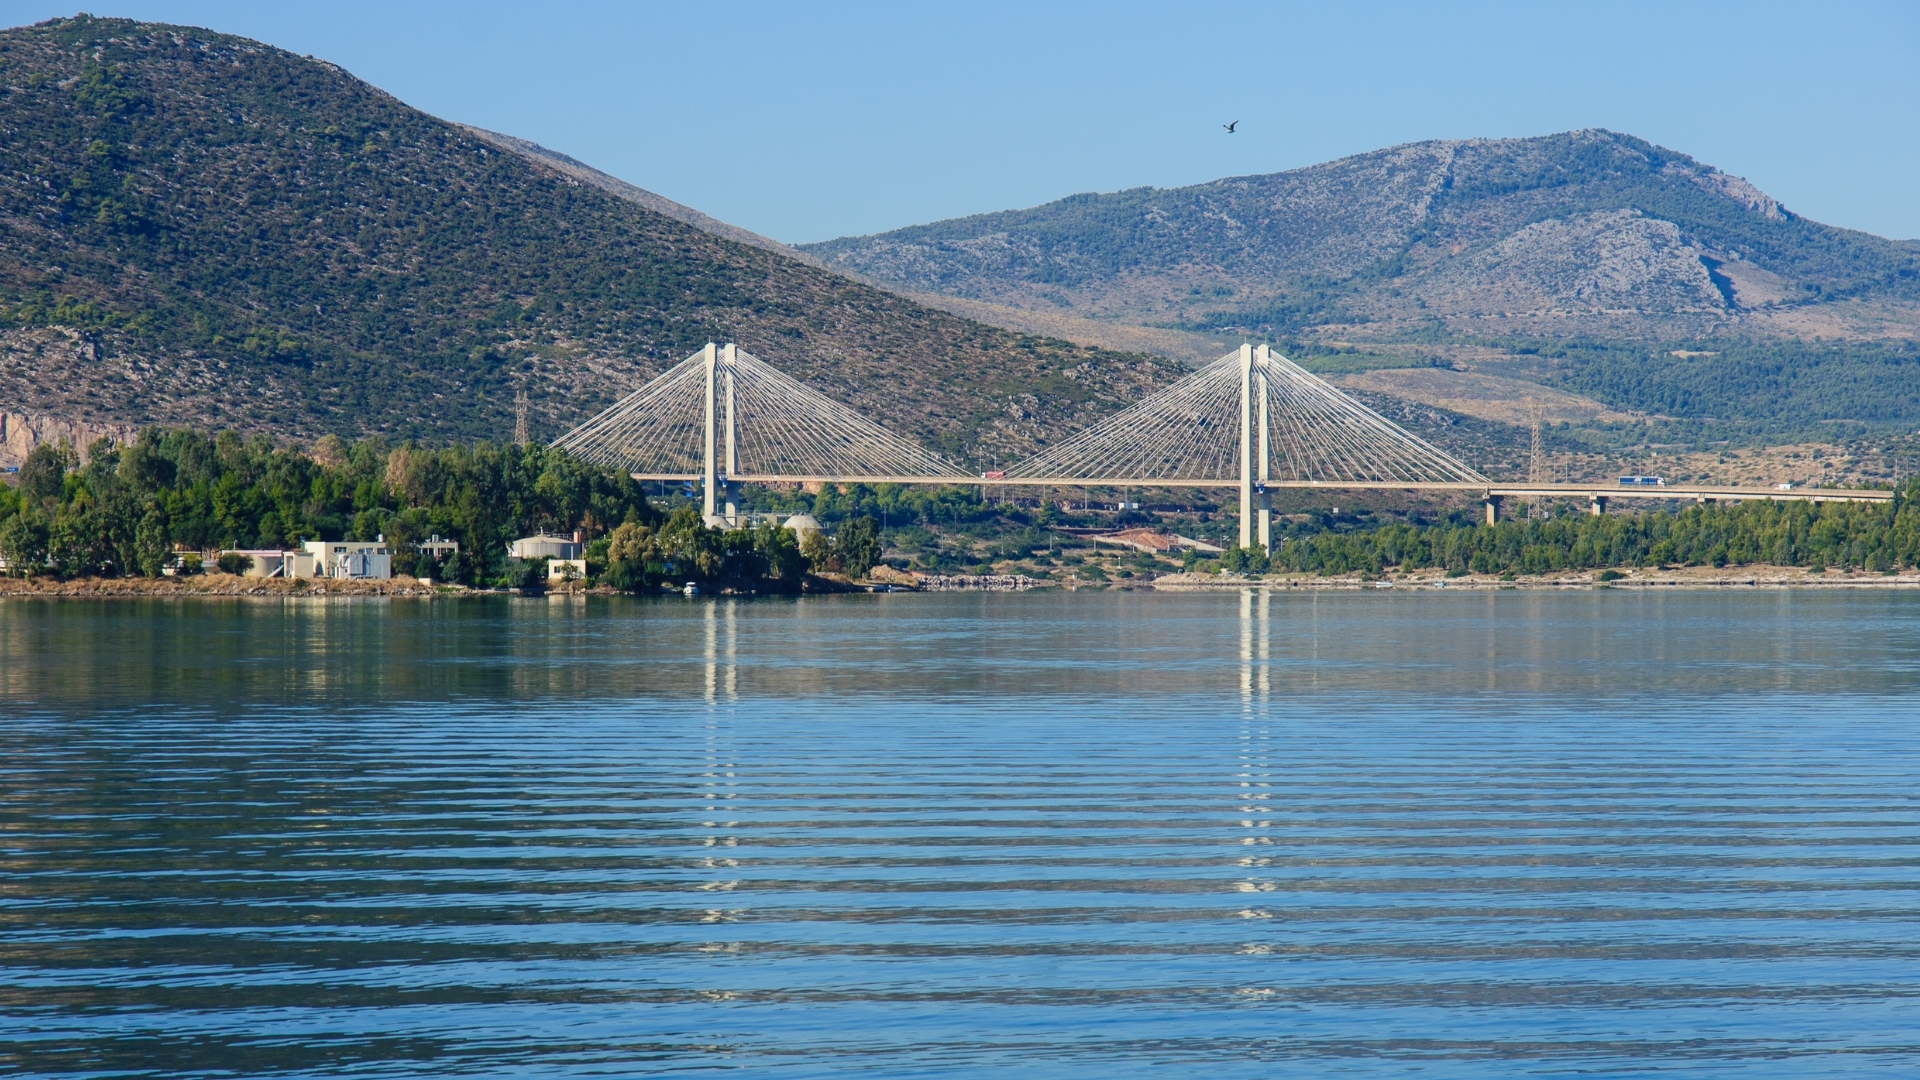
[0,328,139,466]
[1401,209,1727,316]
[0,412,139,468]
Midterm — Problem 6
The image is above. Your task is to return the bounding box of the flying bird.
[1223,120,1239,133]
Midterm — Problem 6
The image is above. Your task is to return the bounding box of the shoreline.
[1149,567,1920,591]
[0,573,448,598]
[4,566,1919,598]
[0,574,833,598]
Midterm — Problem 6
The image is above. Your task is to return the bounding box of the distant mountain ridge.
[802,131,1920,343]
[0,15,1177,457]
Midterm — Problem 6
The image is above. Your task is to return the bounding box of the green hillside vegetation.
[1265,333,1920,449]
[0,16,1177,454]
[1507,338,1920,426]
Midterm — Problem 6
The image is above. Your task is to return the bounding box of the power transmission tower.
[514,390,529,447]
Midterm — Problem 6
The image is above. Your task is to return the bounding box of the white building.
[547,558,588,582]
[302,538,393,579]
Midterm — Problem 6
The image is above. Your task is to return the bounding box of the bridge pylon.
[1237,344,1279,551]
[1005,345,1487,552]
[697,342,744,525]
[552,344,971,522]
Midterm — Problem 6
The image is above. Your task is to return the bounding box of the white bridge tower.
[699,343,741,526]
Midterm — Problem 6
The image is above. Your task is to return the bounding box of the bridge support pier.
[1485,496,1503,525]
[1235,344,1276,553]
[701,343,719,522]
[699,342,744,527]
[1238,344,1255,551]
[1589,495,1608,516]
[723,346,738,525]
[1255,345,1272,554]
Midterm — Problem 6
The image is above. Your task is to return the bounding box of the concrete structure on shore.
[510,532,583,560]
[222,544,398,581]
[546,558,588,582]
[302,539,394,580]
[223,549,319,579]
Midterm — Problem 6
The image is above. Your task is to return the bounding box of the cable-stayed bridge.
[553,343,973,524]
[554,343,1892,550]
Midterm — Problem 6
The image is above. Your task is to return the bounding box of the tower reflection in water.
[703,598,739,705]
[700,598,743,927]
[1235,588,1275,924]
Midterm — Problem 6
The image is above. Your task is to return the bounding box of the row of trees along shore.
[2,430,1916,584]
[0,431,890,589]
[1218,483,1920,576]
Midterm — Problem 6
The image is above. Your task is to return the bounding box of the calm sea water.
[3,590,1919,1077]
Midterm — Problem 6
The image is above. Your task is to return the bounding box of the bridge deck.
[1480,483,1891,503]
[628,474,1894,503]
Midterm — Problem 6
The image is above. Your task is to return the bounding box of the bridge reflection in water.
[704,599,738,706]
[1240,589,1270,707]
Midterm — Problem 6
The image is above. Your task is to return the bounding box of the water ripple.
[3,592,1919,1076]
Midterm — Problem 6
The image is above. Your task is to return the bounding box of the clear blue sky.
[4,1,1916,243]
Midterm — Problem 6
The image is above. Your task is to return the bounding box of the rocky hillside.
[803,131,1920,343]
[0,15,1179,458]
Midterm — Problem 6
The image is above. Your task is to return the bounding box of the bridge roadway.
[630,472,1893,523]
